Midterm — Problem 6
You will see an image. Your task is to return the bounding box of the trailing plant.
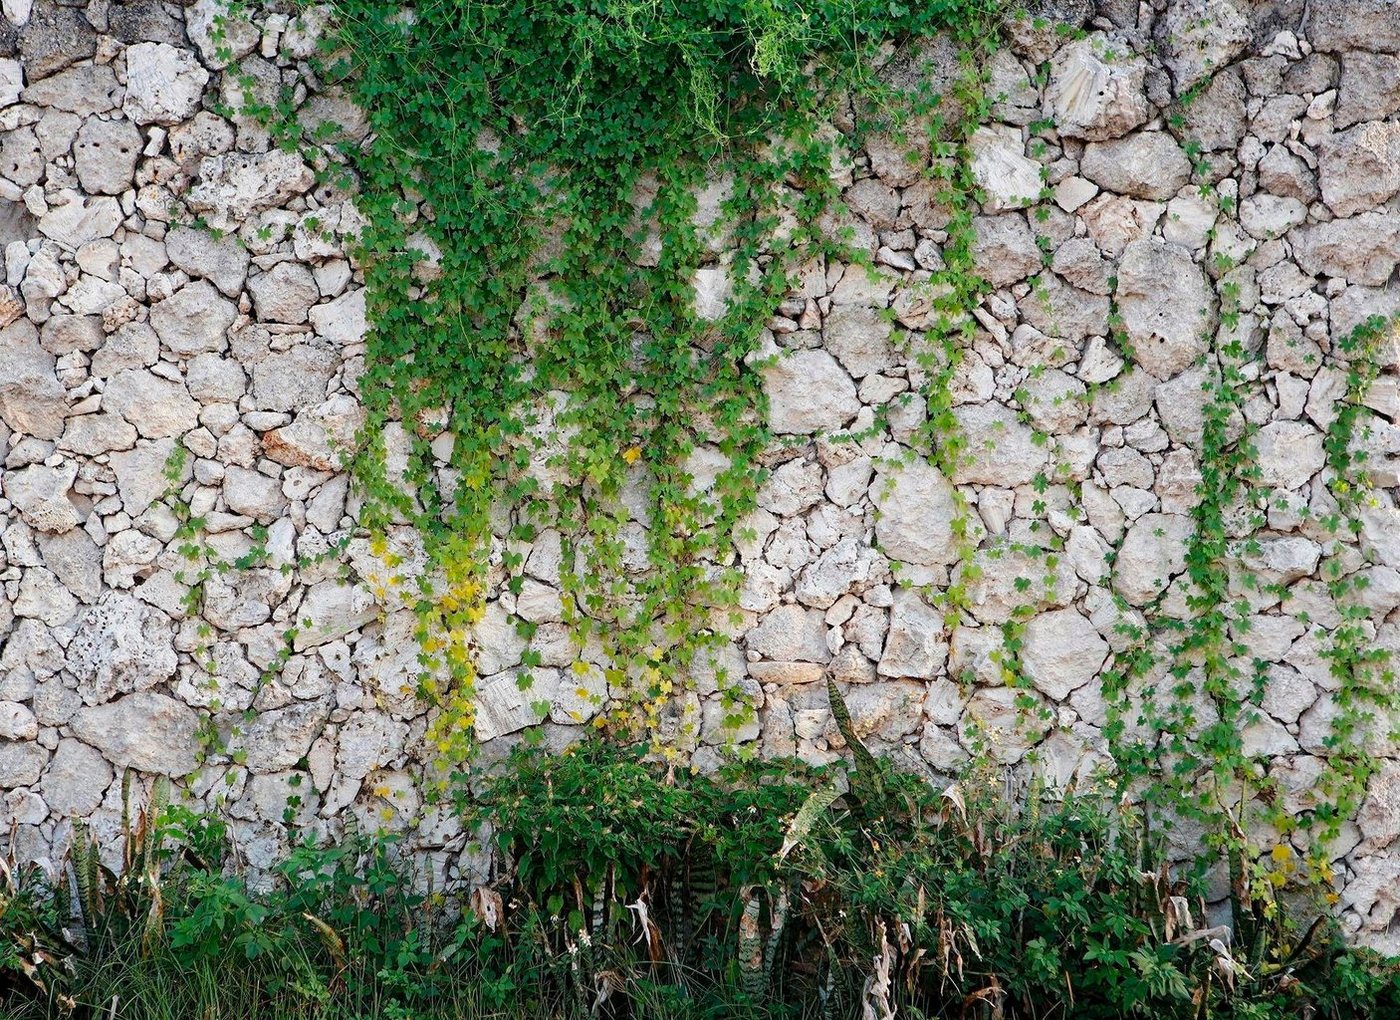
[277,0,1009,762]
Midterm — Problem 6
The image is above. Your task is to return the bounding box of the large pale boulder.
[6,462,80,533]
[879,589,947,679]
[150,280,236,357]
[1021,609,1108,700]
[1115,239,1215,379]
[762,348,858,435]
[1154,0,1251,94]
[1081,133,1191,201]
[1114,513,1194,605]
[123,42,210,124]
[71,693,199,775]
[1044,35,1148,141]
[1254,421,1326,490]
[871,458,960,567]
[0,321,65,438]
[1292,213,1400,286]
[41,740,112,817]
[1306,0,1400,53]
[1318,122,1400,219]
[66,592,177,705]
[951,402,1046,485]
[969,124,1041,212]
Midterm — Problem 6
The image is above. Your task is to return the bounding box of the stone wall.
[1,0,1399,949]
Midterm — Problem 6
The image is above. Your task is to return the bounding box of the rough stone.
[73,117,141,195]
[969,124,1041,212]
[879,589,947,678]
[1317,122,1400,219]
[1021,608,1108,700]
[1081,133,1191,201]
[871,458,960,568]
[1115,239,1215,379]
[166,227,251,298]
[1155,0,1252,94]
[123,43,210,125]
[762,348,859,435]
[1115,513,1194,605]
[150,281,237,357]
[66,592,176,706]
[71,693,198,775]
[41,739,111,816]
[0,321,64,438]
[1045,35,1149,141]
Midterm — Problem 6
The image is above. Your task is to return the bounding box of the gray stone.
[308,287,366,345]
[110,437,185,517]
[1318,122,1400,220]
[1044,34,1149,141]
[293,581,378,650]
[165,226,250,298]
[73,117,141,195]
[1021,608,1108,700]
[37,190,121,249]
[123,42,210,125]
[188,150,315,228]
[102,369,199,438]
[1155,0,1251,94]
[871,458,960,567]
[1115,513,1194,605]
[1254,420,1325,490]
[248,262,319,324]
[1171,69,1246,152]
[1306,0,1400,54]
[973,214,1041,287]
[1292,213,1400,286]
[1337,53,1400,128]
[5,462,79,533]
[0,701,36,740]
[0,741,46,787]
[969,124,1041,212]
[1020,272,1110,343]
[41,739,112,816]
[21,64,120,116]
[823,306,894,378]
[1115,239,1215,380]
[0,321,64,438]
[763,348,858,435]
[38,528,100,602]
[150,280,237,357]
[879,589,947,678]
[238,700,330,772]
[18,5,95,80]
[252,345,336,412]
[66,592,176,706]
[185,0,260,70]
[1081,133,1191,201]
[71,693,198,775]
[795,536,880,609]
[223,466,286,522]
[951,402,1046,485]
[747,604,829,663]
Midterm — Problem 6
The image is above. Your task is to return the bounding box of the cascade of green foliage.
[312,0,1001,757]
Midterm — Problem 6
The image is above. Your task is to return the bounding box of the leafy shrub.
[8,737,1398,1020]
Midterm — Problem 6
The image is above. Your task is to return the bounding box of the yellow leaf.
[622,445,642,465]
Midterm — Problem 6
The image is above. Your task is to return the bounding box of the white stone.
[762,348,858,435]
[871,458,960,568]
[71,693,199,775]
[969,125,1041,212]
[123,43,211,125]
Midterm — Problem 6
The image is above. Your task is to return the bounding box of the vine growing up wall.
[291,0,1004,762]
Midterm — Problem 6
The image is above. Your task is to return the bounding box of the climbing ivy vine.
[291,0,1005,762]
